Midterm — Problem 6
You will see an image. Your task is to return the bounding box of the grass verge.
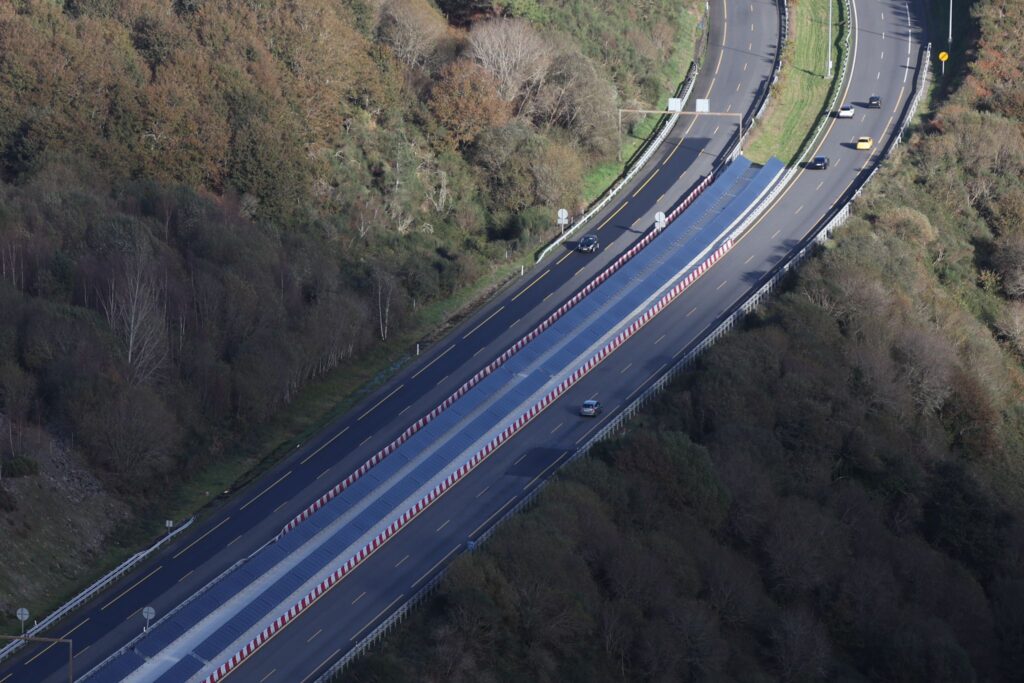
[581,9,699,203]
[745,0,844,164]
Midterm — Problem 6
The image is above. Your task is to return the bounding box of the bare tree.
[0,238,24,290]
[771,606,832,681]
[467,18,552,108]
[102,245,168,386]
[996,301,1024,356]
[0,361,35,484]
[994,232,1024,299]
[348,194,384,247]
[373,267,397,341]
[379,0,448,70]
[894,324,956,415]
[535,52,617,155]
[81,386,179,475]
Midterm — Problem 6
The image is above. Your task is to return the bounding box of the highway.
[223,0,929,681]
[0,1,780,681]
[4,0,931,679]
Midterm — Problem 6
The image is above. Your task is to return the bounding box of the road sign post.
[617,101,743,163]
[16,608,29,636]
[938,50,948,76]
[556,208,569,235]
[655,212,668,231]
[142,605,156,632]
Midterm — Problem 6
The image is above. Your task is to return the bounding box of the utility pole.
[948,0,953,46]
[827,0,834,78]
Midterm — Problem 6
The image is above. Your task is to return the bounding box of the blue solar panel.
[135,620,186,657]
[153,653,204,683]
[91,651,148,682]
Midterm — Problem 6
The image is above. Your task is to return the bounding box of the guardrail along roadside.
[317,29,934,683]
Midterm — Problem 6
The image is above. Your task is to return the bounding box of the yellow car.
[856,136,874,150]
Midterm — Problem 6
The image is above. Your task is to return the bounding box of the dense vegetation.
[0,0,700,622]
[340,1,1024,681]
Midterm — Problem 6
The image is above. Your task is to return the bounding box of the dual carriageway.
[0,0,927,680]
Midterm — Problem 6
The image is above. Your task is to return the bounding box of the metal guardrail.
[540,0,786,264]
[79,555,249,681]
[0,516,195,665]
[535,4,713,264]
[319,37,930,683]
[729,0,852,243]
[534,80,694,263]
[317,3,799,680]
[588,42,933,459]
[850,41,932,202]
[752,0,788,123]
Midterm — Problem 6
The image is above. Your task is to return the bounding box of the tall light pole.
[827,0,834,79]
[948,0,953,46]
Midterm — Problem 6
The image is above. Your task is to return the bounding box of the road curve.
[223,1,928,682]
[0,1,778,682]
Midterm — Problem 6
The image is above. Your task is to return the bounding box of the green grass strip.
[581,10,698,203]
[745,0,844,165]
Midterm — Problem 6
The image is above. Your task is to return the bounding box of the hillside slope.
[0,0,700,628]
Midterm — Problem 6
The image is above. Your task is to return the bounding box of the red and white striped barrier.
[201,237,735,683]
[277,173,717,539]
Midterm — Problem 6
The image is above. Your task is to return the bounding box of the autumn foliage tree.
[429,60,511,146]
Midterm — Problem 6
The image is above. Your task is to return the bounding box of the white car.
[579,399,602,417]
[837,105,855,118]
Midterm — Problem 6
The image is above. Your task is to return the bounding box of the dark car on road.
[578,234,600,253]
[810,155,830,170]
[868,95,882,108]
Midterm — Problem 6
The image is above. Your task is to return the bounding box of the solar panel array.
[87,155,783,682]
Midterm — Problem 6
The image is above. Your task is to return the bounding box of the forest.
[338,0,1024,681]
[0,0,699,621]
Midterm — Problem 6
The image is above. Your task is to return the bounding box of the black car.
[577,234,600,253]
[810,155,830,170]
[868,95,882,108]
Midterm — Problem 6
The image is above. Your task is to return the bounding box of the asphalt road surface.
[0,0,928,680]
[223,1,928,681]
